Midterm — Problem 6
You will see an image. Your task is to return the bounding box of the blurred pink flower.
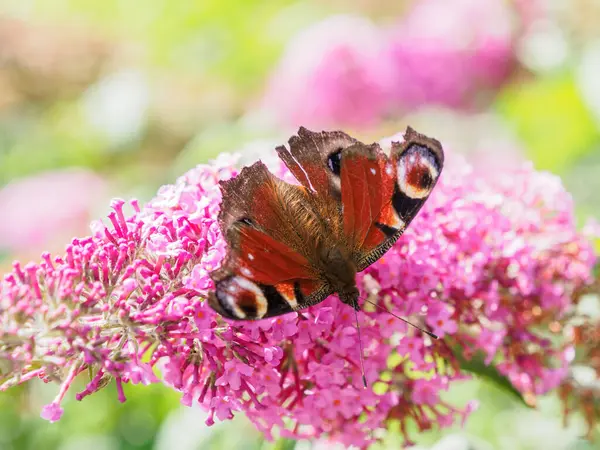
[0,130,596,448]
[262,15,394,129]
[0,168,107,254]
[263,3,518,128]
[40,402,63,422]
[386,0,515,110]
[412,378,446,405]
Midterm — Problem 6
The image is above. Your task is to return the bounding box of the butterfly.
[208,126,443,321]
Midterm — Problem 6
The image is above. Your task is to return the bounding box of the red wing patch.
[210,226,329,320]
[340,145,399,253]
[362,201,403,249]
[235,226,315,285]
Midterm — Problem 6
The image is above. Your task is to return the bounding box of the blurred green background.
[1,0,599,449]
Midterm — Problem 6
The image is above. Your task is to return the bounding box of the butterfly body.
[208,127,443,320]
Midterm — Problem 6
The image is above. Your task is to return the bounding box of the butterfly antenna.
[353,306,368,388]
[362,297,438,340]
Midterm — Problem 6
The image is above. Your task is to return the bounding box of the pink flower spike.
[261,15,394,128]
[0,168,107,254]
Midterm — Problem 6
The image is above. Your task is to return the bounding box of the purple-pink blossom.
[40,402,64,423]
[0,130,596,448]
[0,168,107,255]
[262,2,518,128]
[385,0,516,110]
[261,15,394,129]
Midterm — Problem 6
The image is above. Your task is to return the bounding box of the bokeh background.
[1,0,599,449]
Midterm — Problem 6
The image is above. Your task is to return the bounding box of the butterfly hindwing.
[210,160,332,320]
[209,275,332,320]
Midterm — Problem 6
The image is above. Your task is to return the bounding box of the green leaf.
[268,438,297,450]
[497,73,599,173]
[450,347,531,408]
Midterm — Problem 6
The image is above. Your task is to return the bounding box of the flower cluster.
[0,133,596,448]
[262,0,517,128]
[557,250,600,438]
[385,0,515,111]
[261,15,394,129]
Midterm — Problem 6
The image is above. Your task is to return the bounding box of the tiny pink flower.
[40,402,64,422]
[426,305,458,337]
[125,362,159,385]
[194,302,216,330]
[397,337,425,363]
[477,328,506,364]
[263,346,284,365]
[257,367,282,397]
[210,396,235,422]
[215,360,253,391]
[412,379,444,405]
[268,314,299,341]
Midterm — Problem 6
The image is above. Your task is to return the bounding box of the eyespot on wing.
[396,143,440,199]
[389,127,443,217]
[210,276,269,320]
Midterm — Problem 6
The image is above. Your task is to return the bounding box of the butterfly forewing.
[276,126,357,198]
[339,144,398,252]
[389,129,444,225]
[342,127,444,271]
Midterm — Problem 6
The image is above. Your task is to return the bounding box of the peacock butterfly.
[208,126,443,322]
